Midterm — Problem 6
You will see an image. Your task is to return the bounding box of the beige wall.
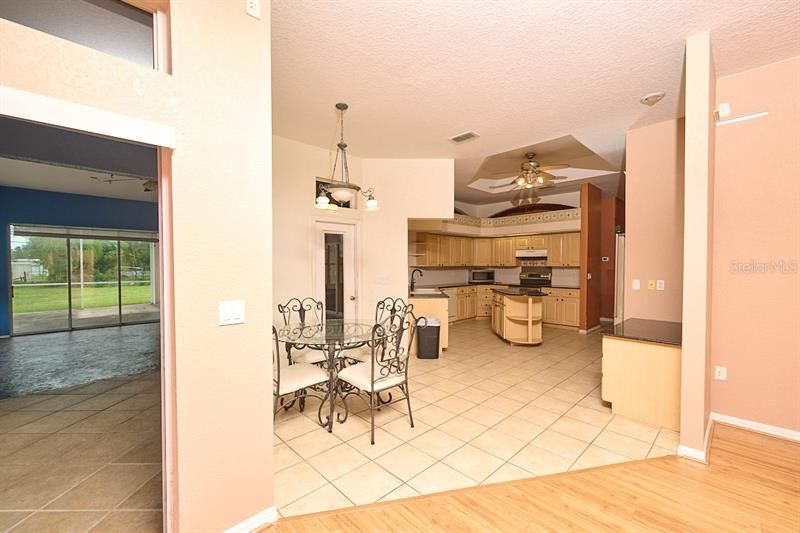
[1,4,274,529]
[272,136,454,316]
[710,57,800,431]
[623,118,685,322]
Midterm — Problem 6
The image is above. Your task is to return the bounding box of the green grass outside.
[13,284,153,314]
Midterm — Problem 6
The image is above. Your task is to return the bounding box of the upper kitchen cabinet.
[461,237,475,266]
[493,237,515,267]
[546,232,580,267]
[531,235,548,249]
[513,235,532,250]
[473,239,493,266]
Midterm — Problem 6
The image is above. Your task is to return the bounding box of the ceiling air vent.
[448,130,480,144]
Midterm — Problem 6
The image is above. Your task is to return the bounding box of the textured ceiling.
[272,0,800,203]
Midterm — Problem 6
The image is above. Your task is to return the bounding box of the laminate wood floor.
[267,423,800,532]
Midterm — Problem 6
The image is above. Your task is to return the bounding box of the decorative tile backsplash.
[450,208,581,228]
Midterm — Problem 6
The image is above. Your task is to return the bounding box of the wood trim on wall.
[580,183,602,330]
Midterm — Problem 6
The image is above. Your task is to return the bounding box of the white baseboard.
[710,412,800,442]
[224,505,278,533]
[677,445,707,463]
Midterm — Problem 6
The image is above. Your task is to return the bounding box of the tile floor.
[274,321,679,517]
[0,371,162,532]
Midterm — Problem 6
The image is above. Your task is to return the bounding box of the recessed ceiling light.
[639,91,666,106]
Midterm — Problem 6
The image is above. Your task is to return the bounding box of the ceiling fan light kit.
[315,103,380,211]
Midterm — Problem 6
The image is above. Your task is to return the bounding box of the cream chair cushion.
[338,362,405,392]
[275,363,328,395]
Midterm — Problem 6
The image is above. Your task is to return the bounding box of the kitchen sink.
[410,288,443,295]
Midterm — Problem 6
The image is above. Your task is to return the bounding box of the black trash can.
[416,317,440,359]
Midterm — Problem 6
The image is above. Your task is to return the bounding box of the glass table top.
[273,319,376,347]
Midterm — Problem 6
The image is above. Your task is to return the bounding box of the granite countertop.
[604,318,682,346]
[413,282,518,289]
[492,287,546,297]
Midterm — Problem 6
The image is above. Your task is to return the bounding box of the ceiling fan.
[90,173,156,192]
[488,152,569,191]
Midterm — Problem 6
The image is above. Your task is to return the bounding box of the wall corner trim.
[224,505,278,533]
[0,86,177,149]
[710,412,800,442]
[677,445,707,463]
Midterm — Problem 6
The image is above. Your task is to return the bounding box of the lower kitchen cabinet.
[542,289,580,327]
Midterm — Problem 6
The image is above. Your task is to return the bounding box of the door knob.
[349,296,356,301]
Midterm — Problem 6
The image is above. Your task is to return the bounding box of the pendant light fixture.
[315,103,379,211]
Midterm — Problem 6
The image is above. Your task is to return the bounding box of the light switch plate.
[714,366,728,381]
[632,279,640,290]
[245,0,261,19]
[656,280,665,291]
[648,280,656,291]
[219,300,246,326]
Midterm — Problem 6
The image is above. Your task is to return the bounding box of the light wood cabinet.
[419,233,440,267]
[563,232,581,267]
[495,295,543,345]
[547,234,565,266]
[531,235,548,249]
[546,232,580,267]
[447,236,461,267]
[473,239,493,266]
[541,288,579,327]
[514,235,532,250]
[492,237,515,266]
[461,237,474,266]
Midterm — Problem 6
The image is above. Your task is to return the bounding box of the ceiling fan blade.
[488,180,518,189]
[539,163,569,171]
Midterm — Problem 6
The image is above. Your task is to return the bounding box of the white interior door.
[314,222,357,319]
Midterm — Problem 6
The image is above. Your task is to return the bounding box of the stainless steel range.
[519,267,552,288]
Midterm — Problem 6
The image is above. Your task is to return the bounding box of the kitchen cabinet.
[493,237,515,267]
[418,233,440,267]
[546,232,581,267]
[514,235,532,250]
[447,236,461,267]
[531,235,548,249]
[491,293,504,335]
[473,239,493,266]
[461,237,474,266]
[541,288,579,327]
[456,286,477,320]
[563,232,581,267]
[498,294,543,345]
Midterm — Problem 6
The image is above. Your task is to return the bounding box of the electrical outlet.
[245,0,261,19]
[714,366,728,381]
[632,279,640,290]
[656,280,665,291]
[647,279,656,291]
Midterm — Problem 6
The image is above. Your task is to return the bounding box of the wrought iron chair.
[338,308,420,444]
[348,297,413,364]
[272,326,327,420]
[276,297,327,365]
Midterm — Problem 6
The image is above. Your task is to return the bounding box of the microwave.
[470,270,495,283]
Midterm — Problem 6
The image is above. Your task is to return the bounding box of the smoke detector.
[448,130,480,144]
[639,91,666,106]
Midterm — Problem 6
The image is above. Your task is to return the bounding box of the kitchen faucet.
[410,268,424,291]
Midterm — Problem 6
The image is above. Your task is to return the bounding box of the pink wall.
[2,4,275,529]
[710,57,800,431]
[624,118,685,322]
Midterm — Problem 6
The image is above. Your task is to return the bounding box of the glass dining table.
[274,318,375,432]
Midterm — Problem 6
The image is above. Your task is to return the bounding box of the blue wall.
[0,186,158,336]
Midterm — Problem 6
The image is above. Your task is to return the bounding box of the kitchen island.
[490,287,545,345]
[602,318,682,431]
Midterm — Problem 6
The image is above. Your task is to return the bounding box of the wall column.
[679,31,716,459]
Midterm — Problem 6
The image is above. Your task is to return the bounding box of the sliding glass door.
[10,234,70,334]
[9,225,159,335]
[70,238,120,328]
